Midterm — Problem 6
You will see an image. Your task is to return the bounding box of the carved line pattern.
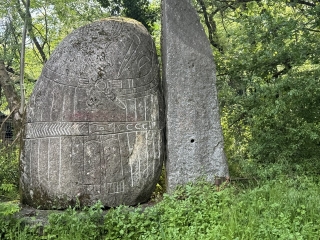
[26,121,161,138]
[117,33,141,78]
[26,122,88,139]
[42,66,159,94]
[25,128,161,196]
[42,27,155,91]
[105,181,125,194]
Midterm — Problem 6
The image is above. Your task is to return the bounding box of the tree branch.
[19,0,29,115]
[0,61,23,132]
[303,27,320,32]
[272,62,292,79]
[294,0,316,7]
[196,0,224,53]
[16,0,47,63]
[0,61,20,112]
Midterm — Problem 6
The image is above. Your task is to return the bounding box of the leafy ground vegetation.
[1,177,320,239]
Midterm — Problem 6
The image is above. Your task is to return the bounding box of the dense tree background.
[1,0,320,188]
[96,0,159,33]
[193,0,320,177]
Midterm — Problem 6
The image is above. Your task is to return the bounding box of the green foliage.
[0,180,22,239]
[1,0,110,81]
[2,178,320,239]
[2,0,320,237]
[0,146,19,189]
[44,201,105,239]
[205,0,320,177]
[0,200,28,240]
[0,201,20,217]
[103,177,320,239]
[104,205,160,239]
[96,0,160,33]
[221,177,320,239]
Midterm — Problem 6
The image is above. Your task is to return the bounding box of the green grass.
[1,176,320,239]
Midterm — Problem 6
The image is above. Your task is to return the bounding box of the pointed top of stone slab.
[162,0,213,59]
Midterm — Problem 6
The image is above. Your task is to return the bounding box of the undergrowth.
[1,176,320,239]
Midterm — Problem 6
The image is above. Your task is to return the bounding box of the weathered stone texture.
[20,17,164,209]
[162,0,229,192]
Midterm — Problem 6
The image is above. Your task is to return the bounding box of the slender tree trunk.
[0,61,23,137]
[19,0,29,115]
[196,0,224,53]
[16,0,47,63]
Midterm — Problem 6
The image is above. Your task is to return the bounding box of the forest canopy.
[193,0,320,177]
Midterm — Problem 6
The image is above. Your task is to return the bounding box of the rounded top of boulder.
[98,17,148,32]
[38,17,157,97]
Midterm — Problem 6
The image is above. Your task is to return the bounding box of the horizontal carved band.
[26,121,161,138]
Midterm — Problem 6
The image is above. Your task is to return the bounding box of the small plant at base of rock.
[0,200,23,240]
[44,201,104,240]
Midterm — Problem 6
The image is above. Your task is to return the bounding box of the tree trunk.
[16,0,47,63]
[0,61,23,137]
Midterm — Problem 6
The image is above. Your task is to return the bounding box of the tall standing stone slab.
[162,0,229,191]
[20,17,164,209]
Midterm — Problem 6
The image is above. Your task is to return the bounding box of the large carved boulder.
[20,17,164,209]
